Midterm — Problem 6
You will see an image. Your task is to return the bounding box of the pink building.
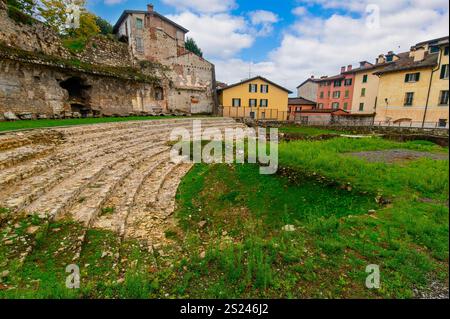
[316,65,355,112]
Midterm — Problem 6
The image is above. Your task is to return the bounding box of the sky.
[87,0,449,94]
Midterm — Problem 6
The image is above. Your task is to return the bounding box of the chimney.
[347,65,352,71]
[147,4,154,12]
[310,75,315,79]
[341,66,346,73]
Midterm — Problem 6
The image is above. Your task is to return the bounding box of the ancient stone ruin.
[0,1,217,120]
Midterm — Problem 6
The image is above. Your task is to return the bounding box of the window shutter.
[249,84,252,92]
[415,73,420,81]
[266,85,269,93]
[405,74,409,82]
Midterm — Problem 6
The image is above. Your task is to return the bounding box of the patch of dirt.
[348,149,449,164]
[414,280,449,299]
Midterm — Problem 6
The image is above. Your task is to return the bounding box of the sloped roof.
[288,97,316,105]
[217,76,293,94]
[296,77,319,88]
[316,74,345,82]
[113,10,189,34]
[374,51,439,75]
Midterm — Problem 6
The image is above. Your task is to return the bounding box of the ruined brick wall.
[76,36,135,68]
[167,53,215,114]
[0,3,135,68]
[0,2,70,58]
[0,58,168,119]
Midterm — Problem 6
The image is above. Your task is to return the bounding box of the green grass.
[0,116,185,132]
[278,125,349,136]
[62,38,87,54]
[0,137,448,298]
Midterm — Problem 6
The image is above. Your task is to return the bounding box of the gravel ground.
[348,149,449,164]
[414,280,449,299]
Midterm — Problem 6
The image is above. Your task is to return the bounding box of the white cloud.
[248,10,279,36]
[161,0,236,14]
[292,6,308,16]
[103,0,125,5]
[166,11,254,59]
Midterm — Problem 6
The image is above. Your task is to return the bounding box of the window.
[318,103,324,109]
[135,37,144,52]
[386,55,393,62]
[362,74,368,83]
[361,88,366,97]
[261,85,269,93]
[438,119,447,128]
[429,45,440,54]
[439,90,449,105]
[232,98,241,107]
[343,102,348,110]
[333,91,341,98]
[334,80,342,87]
[445,46,449,56]
[261,112,266,120]
[404,92,414,106]
[344,79,352,86]
[320,92,324,99]
[327,91,331,97]
[440,64,449,79]
[136,18,143,29]
[359,103,364,111]
[405,73,421,83]
[345,90,349,98]
[260,99,268,107]
[332,102,339,109]
[249,84,257,93]
[249,99,257,107]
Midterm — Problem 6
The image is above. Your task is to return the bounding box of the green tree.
[185,37,203,57]
[95,16,113,35]
[6,0,35,15]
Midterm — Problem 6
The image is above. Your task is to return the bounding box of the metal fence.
[220,106,289,121]
[372,121,449,129]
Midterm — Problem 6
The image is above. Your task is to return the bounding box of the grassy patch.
[278,125,348,136]
[0,116,187,132]
[62,38,87,54]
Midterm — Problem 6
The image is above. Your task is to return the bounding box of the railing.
[372,121,449,129]
[220,106,289,121]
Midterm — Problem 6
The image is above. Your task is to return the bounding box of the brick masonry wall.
[0,58,168,119]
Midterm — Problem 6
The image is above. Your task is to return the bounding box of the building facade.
[375,37,449,127]
[113,4,216,114]
[296,77,319,102]
[288,97,317,121]
[316,66,355,112]
[218,76,292,120]
[343,61,387,115]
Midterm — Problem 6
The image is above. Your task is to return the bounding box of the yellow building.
[218,76,292,120]
[345,61,388,114]
[375,37,449,128]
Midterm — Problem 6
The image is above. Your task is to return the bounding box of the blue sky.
[87,0,449,92]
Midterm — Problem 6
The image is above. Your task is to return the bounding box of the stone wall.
[167,52,215,114]
[0,58,168,119]
[0,1,70,58]
[75,35,135,68]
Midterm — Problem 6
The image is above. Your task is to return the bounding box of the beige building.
[375,37,449,128]
[113,4,216,114]
[343,60,387,114]
[296,77,319,102]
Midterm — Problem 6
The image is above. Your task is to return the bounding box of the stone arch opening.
[155,86,164,101]
[59,77,93,117]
